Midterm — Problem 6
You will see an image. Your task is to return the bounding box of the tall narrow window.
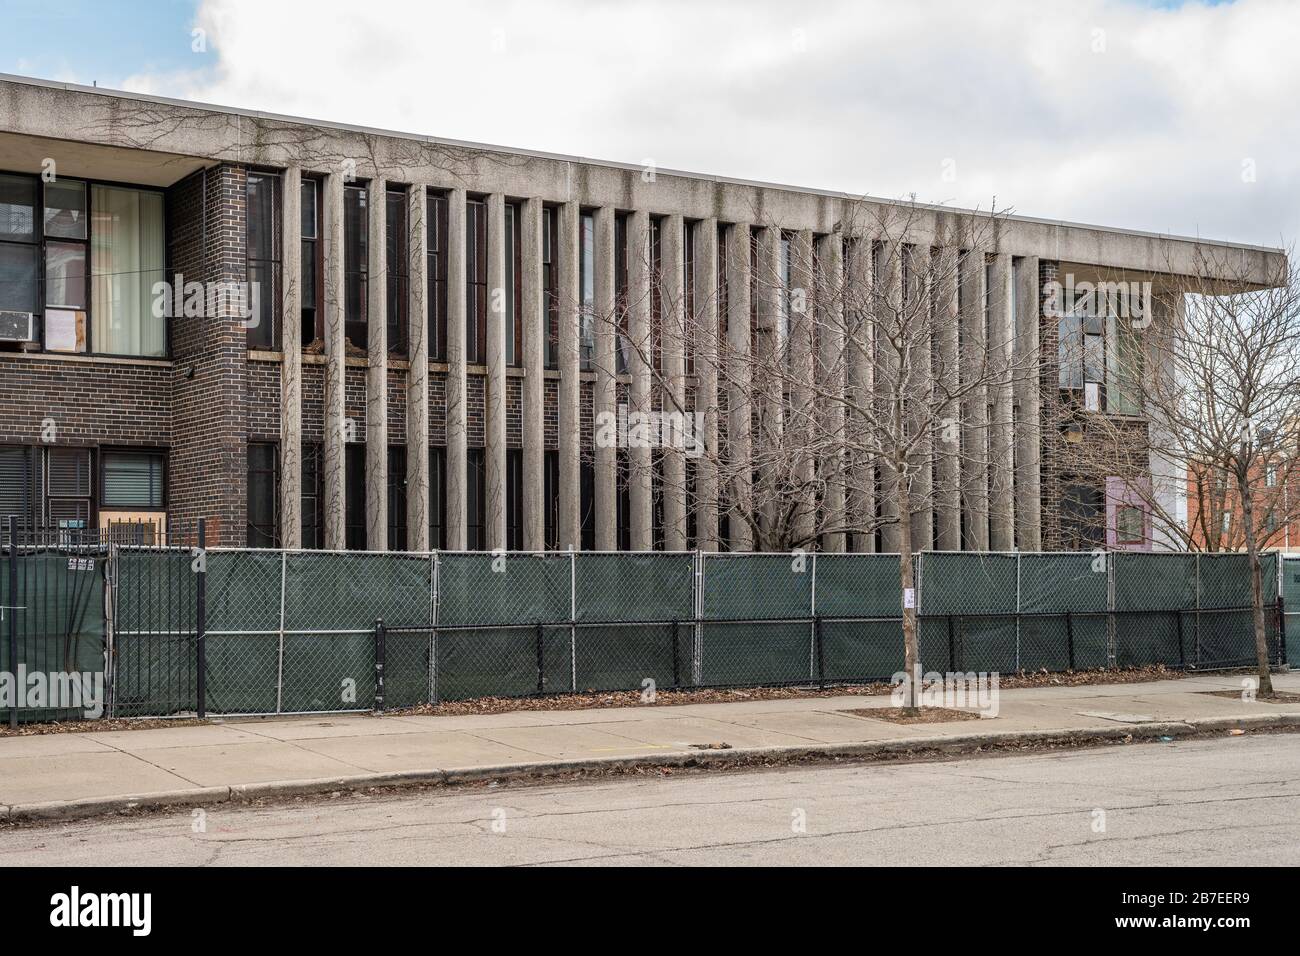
[246,442,279,546]
[580,459,595,551]
[426,191,449,361]
[778,232,792,355]
[650,217,662,371]
[466,448,486,551]
[301,179,321,346]
[506,202,522,366]
[91,185,165,356]
[717,222,729,344]
[429,446,447,549]
[46,447,93,530]
[44,179,88,354]
[506,449,523,550]
[343,184,368,349]
[543,206,558,369]
[466,198,488,364]
[616,451,631,551]
[579,211,595,370]
[386,188,408,356]
[543,449,559,549]
[345,444,366,550]
[387,445,407,551]
[301,441,323,548]
[245,173,279,349]
[614,212,630,374]
[683,221,696,375]
[0,445,35,531]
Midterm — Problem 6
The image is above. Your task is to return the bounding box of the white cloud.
[122,0,1300,247]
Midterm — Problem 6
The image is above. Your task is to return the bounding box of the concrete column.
[788,229,817,548]
[521,199,546,550]
[1013,255,1042,551]
[960,249,990,551]
[754,226,783,545]
[593,206,618,551]
[845,237,875,553]
[556,200,582,550]
[445,188,468,550]
[695,219,720,551]
[907,244,934,553]
[988,252,1015,551]
[627,210,654,551]
[660,213,687,551]
[322,172,347,550]
[278,166,302,549]
[877,241,902,554]
[725,224,753,551]
[406,185,430,551]
[485,194,508,551]
[817,233,845,553]
[933,245,962,551]
[365,178,388,551]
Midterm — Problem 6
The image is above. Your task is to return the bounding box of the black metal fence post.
[535,622,545,695]
[1175,610,1186,668]
[1277,595,1287,668]
[670,619,680,690]
[373,617,386,712]
[814,616,825,690]
[946,614,955,672]
[195,518,207,720]
[7,516,17,729]
[1065,612,1075,671]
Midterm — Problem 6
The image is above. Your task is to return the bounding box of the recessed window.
[344,184,368,349]
[426,192,449,361]
[543,206,558,369]
[388,445,407,551]
[386,188,408,356]
[345,443,366,550]
[466,448,486,551]
[580,211,595,370]
[466,198,488,364]
[429,446,447,549]
[300,178,320,346]
[91,185,165,357]
[101,450,165,510]
[505,202,521,367]
[246,442,279,547]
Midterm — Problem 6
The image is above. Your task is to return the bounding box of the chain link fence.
[107,545,1290,718]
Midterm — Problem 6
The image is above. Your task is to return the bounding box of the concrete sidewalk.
[2,673,1298,823]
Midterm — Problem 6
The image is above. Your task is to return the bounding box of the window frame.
[246,440,280,547]
[386,186,409,356]
[99,447,168,512]
[300,177,323,347]
[426,191,449,362]
[244,171,281,350]
[465,197,488,365]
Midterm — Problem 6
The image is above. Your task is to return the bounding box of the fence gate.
[3,520,109,725]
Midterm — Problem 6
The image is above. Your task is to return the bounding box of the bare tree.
[586,198,1038,708]
[1072,249,1299,695]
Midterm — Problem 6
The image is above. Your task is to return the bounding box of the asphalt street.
[4,734,1297,866]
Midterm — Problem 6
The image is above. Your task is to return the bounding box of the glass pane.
[91,186,166,356]
[1057,315,1082,388]
[0,243,39,313]
[300,180,317,239]
[301,241,317,310]
[505,205,516,365]
[45,241,86,308]
[246,174,275,261]
[1083,333,1104,383]
[103,452,164,508]
[0,174,36,241]
[44,180,87,239]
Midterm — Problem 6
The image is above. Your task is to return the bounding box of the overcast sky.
[3,0,1296,248]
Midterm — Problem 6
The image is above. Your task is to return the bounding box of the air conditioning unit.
[0,311,36,343]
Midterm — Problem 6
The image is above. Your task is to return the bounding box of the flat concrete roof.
[0,71,1285,276]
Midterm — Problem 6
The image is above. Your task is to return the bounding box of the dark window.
[1061,481,1105,550]
[247,442,279,547]
[46,447,93,529]
[717,222,729,342]
[543,206,558,369]
[615,212,630,374]
[650,217,662,372]
[345,444,366,550]
[101,450,165,510]
[506,449,523,550]
[466,448,486,551]
[344,184,368,349]
[616,451,631,551]
[506,202,522,366]
[0,174,39,319]
[300,179,321,345]
[543,449,559,549]
[1115,505,1144,546]
[245,172,279,349]
[580,458,595,551]
[580,211,595,370]
[684,221,696,375]
[426,192,449,361]
[429,446,447,549]
[651,451,665,550]
[302,441,324,549]
[388,445,407,551]
[386,188,408,356]
[0,445,36,530]
[466,198,488,365]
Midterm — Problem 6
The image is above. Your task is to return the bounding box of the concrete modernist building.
[0,73,1285,552]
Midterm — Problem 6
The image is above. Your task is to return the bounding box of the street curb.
[5,712,1298,825]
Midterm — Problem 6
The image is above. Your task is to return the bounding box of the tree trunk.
[897,470,920,710]
[1236,473,1275,696]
